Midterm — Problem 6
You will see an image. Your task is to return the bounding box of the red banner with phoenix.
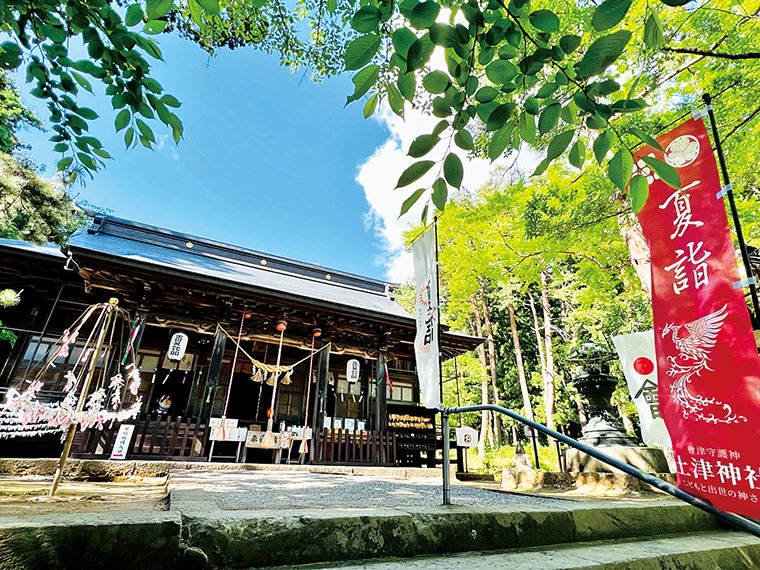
[635,117,760,518]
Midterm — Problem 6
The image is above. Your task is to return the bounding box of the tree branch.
[661,46,760,59]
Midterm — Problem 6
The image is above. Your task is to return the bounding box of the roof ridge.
[90,215,395,292]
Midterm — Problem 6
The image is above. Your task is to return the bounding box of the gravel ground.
[170,470,571,510]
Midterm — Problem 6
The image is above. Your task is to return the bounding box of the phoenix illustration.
[661,304,747,424]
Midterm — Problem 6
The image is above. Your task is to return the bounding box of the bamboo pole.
[49,299,117,497]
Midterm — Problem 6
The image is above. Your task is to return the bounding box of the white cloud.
[357,104,510,283]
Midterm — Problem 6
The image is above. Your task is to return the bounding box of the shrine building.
[0,216,481,466]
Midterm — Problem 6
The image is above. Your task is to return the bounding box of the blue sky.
[13,31,505,283]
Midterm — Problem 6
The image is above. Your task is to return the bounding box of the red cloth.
[636,117,760,518]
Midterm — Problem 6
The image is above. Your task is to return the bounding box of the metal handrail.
[440,403,760,539]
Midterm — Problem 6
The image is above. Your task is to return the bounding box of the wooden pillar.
[375,351,388,433]
[310,346,330,448]
[202,327,227,419]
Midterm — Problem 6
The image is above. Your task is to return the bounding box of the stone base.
[564,446,671,474]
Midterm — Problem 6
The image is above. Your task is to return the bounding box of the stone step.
[286,531,760,570]
[180,501,726,568]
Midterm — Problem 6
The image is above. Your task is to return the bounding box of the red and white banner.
[636,117,760,518]
[612,330,672,448]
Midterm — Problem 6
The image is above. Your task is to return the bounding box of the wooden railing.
[72,413,210,460]
[311,429,396,466]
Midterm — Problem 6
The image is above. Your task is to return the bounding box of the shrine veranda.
[0,216,481,466]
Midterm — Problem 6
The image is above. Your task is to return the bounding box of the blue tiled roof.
[67,216,416,323]
[0,238,66,259]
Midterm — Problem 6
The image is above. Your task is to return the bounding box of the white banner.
[612,330,672,447]
[413,226,440,409]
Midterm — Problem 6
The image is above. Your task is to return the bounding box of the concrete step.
[179,501,728,568]
[287,531,760,570]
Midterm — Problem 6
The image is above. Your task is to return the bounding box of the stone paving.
[169,469,572,510]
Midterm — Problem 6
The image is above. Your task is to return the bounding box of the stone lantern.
[564,342,670,474]
[569,342,638,447]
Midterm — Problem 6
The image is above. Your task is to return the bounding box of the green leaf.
[387,83,404,117]
[146,0,174,20]
[422,70,451,94]
[593,130,613,164]
[532,158,550,177]
[475,86,498,103]
[115,109,131,132]
[125,127,135,148]
[410,1,440,29]
[75,107,98,120]
[592,0,632,32]
[529,10,559,33]
[57,157,73,171]
[400,188,426,216]
[443,153,463,188]
[398,72,416,101]
[396,160,435,188]
[432,120,449,136]
[136,119,155,143]
[575,30,631,80]
[538,103,560,135]
[520,111,536,144]
[547,130,574,161]
[363,94,378,118]
[629,174,649,213]
[489,124,513,161]
[568,139,585,168]
[628,127,662,151]
[485,60,518,85]
[345,35,381,71]
[640,155,680,189]
[586,115,607,130]
[454,129,473,151]
[407,34,435,71]
[71,73,92,93]
[161,94,181,108]
[559,35,582,55]
[351,6,381,33]
[346,65,380,104]
[644,11,664,49]
[53,143,68,152]
[524,96,540,115]
[487,103,514,132]
[197,0,220,14]
[431,178,447,211]
[409,135,440,158]
[125,4,145,26]
[144,20,167,34]
[608,147,633,191]
[392,28,417,58]
[77,152,97,170]
[536,82,558,99]
[421,204,429,223]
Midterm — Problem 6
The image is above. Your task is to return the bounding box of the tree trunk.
[528,290,548,393]
[508,302,534,421]
[480,288,502,444]
[471,298,494,456]
[618,404,636,436]
[618,204,652,298]
[541,271,556,431]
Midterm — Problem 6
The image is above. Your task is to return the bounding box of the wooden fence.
[311,429,396,466]
[71,413,210,460]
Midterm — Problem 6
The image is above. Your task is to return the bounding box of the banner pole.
[434,216,444,406]
[702,93,760,328]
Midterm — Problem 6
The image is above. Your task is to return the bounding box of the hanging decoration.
[261,319,287,448]
[299,327,320,456]
[2,300,143,441]
[0,299,144,496]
